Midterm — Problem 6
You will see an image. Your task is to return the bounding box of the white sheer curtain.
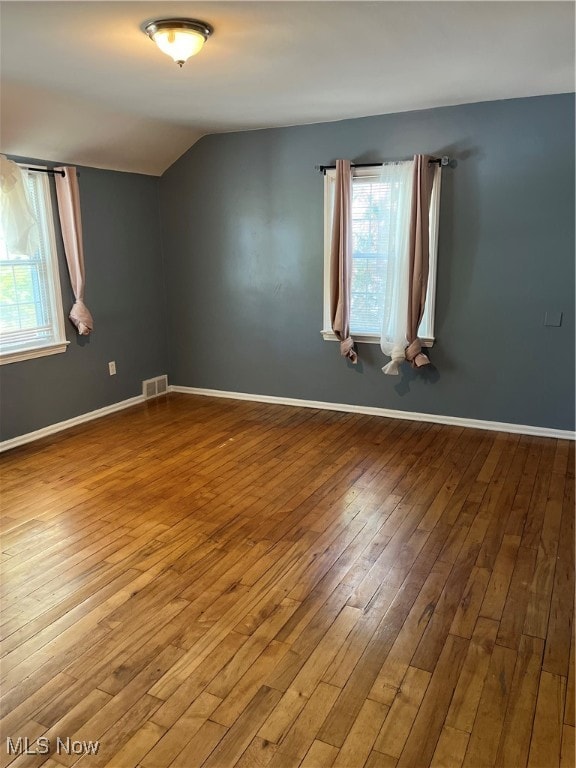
[378,161,415,374]
[0,155,39,255]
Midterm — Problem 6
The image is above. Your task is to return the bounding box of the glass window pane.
[0,305,19,331]
[13,264,35,302]
[0,266,17,304]
[350,179,391,334]
[0,169,65,357]
[18,303,40,329]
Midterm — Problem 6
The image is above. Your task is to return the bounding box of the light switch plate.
[544,312,562,327]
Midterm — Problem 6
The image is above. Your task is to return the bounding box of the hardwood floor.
[0,393,573,768]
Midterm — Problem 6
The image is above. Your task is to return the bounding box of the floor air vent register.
[142,375,168,399]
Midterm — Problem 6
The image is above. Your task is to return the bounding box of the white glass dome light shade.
[152,28,204,64]
[143,19,213,67]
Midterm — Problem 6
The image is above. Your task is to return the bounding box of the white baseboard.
[170,385,575,441]
[0,395,145,453]
[3,385,573,453]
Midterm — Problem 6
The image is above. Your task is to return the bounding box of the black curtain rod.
[23,166,66,177]
[316,156,450,175]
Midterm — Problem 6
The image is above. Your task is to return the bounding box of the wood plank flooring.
[0,393,574,768]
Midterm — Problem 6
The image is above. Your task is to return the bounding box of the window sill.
[321,330,435,348]
[0,341,70,366]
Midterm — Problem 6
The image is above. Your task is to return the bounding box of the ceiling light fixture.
[143,18,213,67]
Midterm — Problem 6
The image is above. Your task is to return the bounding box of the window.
[0,167,68,364]
[322,163,441,345]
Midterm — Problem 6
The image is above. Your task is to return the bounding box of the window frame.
[321,164,441,346]
[0,165,69,365]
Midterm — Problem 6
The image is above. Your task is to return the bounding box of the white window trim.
[321,164,441,347]
[0,165,69,365]
[0,341,70,366]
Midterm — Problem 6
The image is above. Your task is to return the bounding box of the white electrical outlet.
[108,361,116,376]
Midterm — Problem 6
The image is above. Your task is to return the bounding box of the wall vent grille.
[143,375,169,399]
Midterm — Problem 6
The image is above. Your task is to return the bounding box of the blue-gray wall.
[3,94,574,441]
[159,94,575,431]
[0,162,168,441]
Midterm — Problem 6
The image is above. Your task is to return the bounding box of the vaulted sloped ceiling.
[1,1,574,176]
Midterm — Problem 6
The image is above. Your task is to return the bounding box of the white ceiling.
[1,1,574,176]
